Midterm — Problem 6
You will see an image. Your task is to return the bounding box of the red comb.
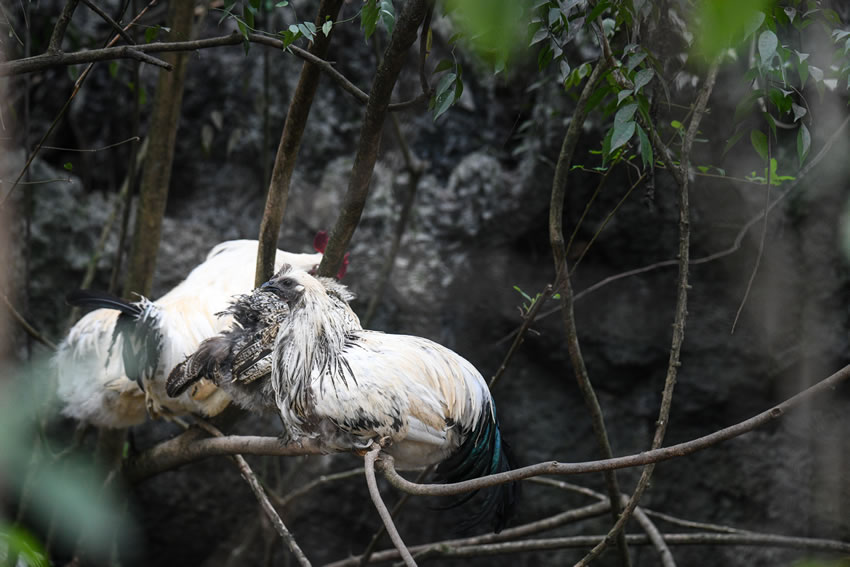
[314,231,349,279]
[313,230,329,253]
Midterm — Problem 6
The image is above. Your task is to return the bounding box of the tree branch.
[316,0,433,278]
[47,0,81,53]
[254,0,344,286]
[195,420,312,567]
[365,446,416,567]
[547,56,631,566]
[576,60,720,567]
[325,501,611,567]
[124,431,326,483]
[1,293,57,350]
[80,0,135,45]
[376,361,850,495]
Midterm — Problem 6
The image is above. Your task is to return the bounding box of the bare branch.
[365,447,416,567]
[80,0,135,45]
[193,420,312,567]
[547,55,630,565]
[254,0,345,286]
[269,467,365,510]
[377,361,850,495]
[124,432,326,483]
[1,293,58,349]
[317,0,433,278]
[325,501,610,567]
[576,60,720,567]
[47,0,81,53]
[368,533,850,560]
[0,0,159,207]
[489,283,555,390]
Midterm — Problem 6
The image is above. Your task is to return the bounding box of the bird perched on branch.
[55,239,330,428]
[167,264,516,532]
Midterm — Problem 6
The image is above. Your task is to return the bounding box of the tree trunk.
[122,0,193,298]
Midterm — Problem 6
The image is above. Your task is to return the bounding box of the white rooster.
[168,264,517,532]
[55,240,327,428]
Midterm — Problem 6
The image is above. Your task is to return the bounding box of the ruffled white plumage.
[55,240,322,428]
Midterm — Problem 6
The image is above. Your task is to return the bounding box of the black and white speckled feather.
[166,288,291,413]
[265,265,517,532]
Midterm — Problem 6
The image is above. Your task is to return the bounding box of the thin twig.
[1,0,159,207]
[489,283,555,390]
[547,55,631,566]
[269,467,366,510]
[325,501,611,567]
[369,532,850,559]
[731,83,774,333]
[80,0,135,45]
[194,420,313,567]
[365,446,416,567]
[1,292,58,349]
[124,362,850,486]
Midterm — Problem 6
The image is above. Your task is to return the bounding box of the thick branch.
[47,0,81,53]
[122,0,194,298]
[316,0,433,278]
[254,0,344,286]
[124,431,325,482]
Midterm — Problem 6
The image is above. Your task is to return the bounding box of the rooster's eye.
[281,278,294,288]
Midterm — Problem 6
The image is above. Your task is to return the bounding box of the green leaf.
[617,89,633,105]
[601,127,614,163]
[585,0,610,24]
[144,25,159,43]
[750,129,768,161]
[797,122,811,165]
[243,4,255,30]
[322,20,333,36]
[723,126,747,155]
[433,59,454,73]
[108,61,119,78]
[432,72,457,120]
[530,27,549,46]
[626,51,647,72]
[361,0,379,39]
[610,120,636,152]
[636,123,652,169]
[380,0,395,36]
[63,162,73,171]
[614,102,638,128]
[670,119,683,130]
[633,68,654,92]
[758,30,778,65]
[791,102,807,122]
[275,1,289,6]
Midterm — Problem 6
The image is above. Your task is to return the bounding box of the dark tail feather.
[166,337,231,397]
[435,404,519,533]
[66,289,142,317]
